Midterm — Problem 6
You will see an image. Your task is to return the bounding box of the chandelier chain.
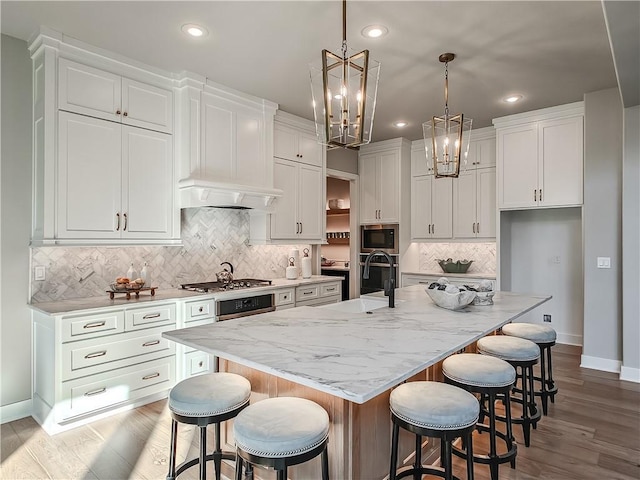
[444,60,450,118]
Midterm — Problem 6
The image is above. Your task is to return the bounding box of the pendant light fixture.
[310,0,380,148]
[423,53,472,178]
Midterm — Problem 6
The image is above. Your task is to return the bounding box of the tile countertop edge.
[402,271,497,280]
[30,275,343,315]
[163,287,552,404]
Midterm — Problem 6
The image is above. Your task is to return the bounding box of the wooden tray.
[107,286,157,300]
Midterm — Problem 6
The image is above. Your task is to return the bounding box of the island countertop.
[163,285,550,404]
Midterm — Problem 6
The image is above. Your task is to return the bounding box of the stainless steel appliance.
[360,253,398,295]
[181,278,272,293]
[361,224,399,254]
[216,293,276,321]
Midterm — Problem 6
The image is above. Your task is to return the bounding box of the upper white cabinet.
[453,167,496,239]
[268,113,325,242]
[411,174,453,240]
[494,102,584,210]
[30,32,180,245]
[274,124,322,167]
[58,58,173,134]
[359,138,411,224]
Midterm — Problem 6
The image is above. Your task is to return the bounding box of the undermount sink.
[321,297,402,313]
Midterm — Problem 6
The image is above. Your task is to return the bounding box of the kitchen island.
[163,285,550,479]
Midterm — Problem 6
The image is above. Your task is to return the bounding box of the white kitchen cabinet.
[274,123,322,167]
[58,58,173,134]
[32,302,177,434]
[177,297,216,381]
[270,158,324,240]
[453,167,496,239]
[494,103,584,210]
[295,281,341,306]
[57,111,173,240]
[411,174,453,240]
[359,150,401,224]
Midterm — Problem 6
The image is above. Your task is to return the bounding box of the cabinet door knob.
[539,189,542,202]
[116,110,121,115]
[300,222,302,234]
[534,189,537,202]
[123,213,128,231]
[472,222,476,234]
[123,111,128,117]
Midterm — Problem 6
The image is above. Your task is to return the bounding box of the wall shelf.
[327,208,350,216]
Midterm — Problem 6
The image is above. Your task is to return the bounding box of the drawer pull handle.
[198,361,204,368]
[84,321,106,329]
[142,340,160,347]
[303,291,313,295]
[85,350,107,359]
[142,313,161,320]
[84,387,106,397]
[326,287,336,292]
[142,372,160,381]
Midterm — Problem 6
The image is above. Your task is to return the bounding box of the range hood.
[178,177,283,211]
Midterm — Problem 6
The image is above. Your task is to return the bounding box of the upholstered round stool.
[389,381,479,480]
[166,372,251,480]
[233,397,330,480]
[502,323,558,415]
[443,353,517,480]
[477,336,541,447]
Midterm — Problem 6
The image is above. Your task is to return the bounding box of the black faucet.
[362,250,396,308]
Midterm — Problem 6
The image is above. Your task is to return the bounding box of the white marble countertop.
[402,271,497,280]
[163,285,550,404]
[30,275,341,315]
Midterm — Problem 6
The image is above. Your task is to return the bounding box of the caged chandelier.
[310,0,381,148]
[423,53,472,178]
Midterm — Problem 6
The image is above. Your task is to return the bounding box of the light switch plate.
[597,257,611,269]
[34,266,46,281]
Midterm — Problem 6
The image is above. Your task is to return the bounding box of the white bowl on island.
[425,288,477,311]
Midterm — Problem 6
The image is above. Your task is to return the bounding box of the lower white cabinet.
[177,297,216,380]
[274,288,295,310]
[32,302,177,434]
[296,281,341,306]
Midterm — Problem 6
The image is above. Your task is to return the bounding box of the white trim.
[556,333,582,346]
[620,366,640,383]
[492,101,584,128]
[0,399,33,424]
[580,354,621,373]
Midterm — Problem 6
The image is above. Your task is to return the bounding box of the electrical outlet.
[543,314,551,322]
[34,266,46,281]
[597,257,611,268]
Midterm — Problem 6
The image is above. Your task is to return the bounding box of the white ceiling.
[1,1,619,142]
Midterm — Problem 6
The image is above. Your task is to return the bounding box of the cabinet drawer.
[296,285,319,302]
[126,304,175,330]
[320,282,340,297]
[185,299,215,322]
[62,326,175,380]
[60,356,175,421]
[184,350,214,378]
[274,289,294,307]
[62,311,125,342]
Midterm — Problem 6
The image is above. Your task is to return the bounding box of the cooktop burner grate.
[181,278,272,292]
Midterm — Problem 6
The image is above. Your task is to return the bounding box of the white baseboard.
[0,399,32,424]
[557,333,582,346]
[580,354,622,373]
[620,366,640,383]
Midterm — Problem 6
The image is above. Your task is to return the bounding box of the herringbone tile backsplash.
[31,208,311,302]
[418,242,496,274]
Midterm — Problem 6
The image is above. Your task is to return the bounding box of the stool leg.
[539,346,549,415]
[414,434,422,479]
[277,466,287,480]
[504,393,516,469]
[166,419,178,480]
[245,462,254,479]
[520,366,531,447]
[442,438,452,480]
[528,365,538,427]
[199,425,207,480]
[465,431,475,480]
[488,393,498,480]
[235,454,243,480]
[322,446,329,480]
[389,422,400,480]
[547,347,556,403]
[213,422,222,480]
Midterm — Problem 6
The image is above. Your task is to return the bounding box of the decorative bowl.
[425,288,477,311]
[472,291,495,306]
[437,259,473,274]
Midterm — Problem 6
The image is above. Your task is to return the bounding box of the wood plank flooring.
[1,344,639,479]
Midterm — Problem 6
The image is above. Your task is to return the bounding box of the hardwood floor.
[1,344,639,479]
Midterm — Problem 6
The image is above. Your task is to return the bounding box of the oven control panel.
[216,294,275,317]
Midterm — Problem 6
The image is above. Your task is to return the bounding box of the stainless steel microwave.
[361,224,399,254]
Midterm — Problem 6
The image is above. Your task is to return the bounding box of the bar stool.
[443,353,517,480]
[389,381,479,480]
[502,322,558,415]
[477,336,541,447]
[166,372,251,480]
[233,397,330,480]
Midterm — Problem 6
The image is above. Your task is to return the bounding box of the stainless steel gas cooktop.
[180,279,272,293]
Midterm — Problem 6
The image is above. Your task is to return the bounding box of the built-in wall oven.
[360,253,398,295]
[361,224,399,254]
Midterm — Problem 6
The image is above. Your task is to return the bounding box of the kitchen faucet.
[362,250,396,308]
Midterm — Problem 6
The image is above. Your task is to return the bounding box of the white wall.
[582,88,623,372]
[1,35,33,414]
[622,105,640,381]
[501,208,584,345]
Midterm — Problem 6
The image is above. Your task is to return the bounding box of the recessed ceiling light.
[394,121,408,128]
[181,24,208,38]
[361,25,389,38]
[504,94,523,103]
